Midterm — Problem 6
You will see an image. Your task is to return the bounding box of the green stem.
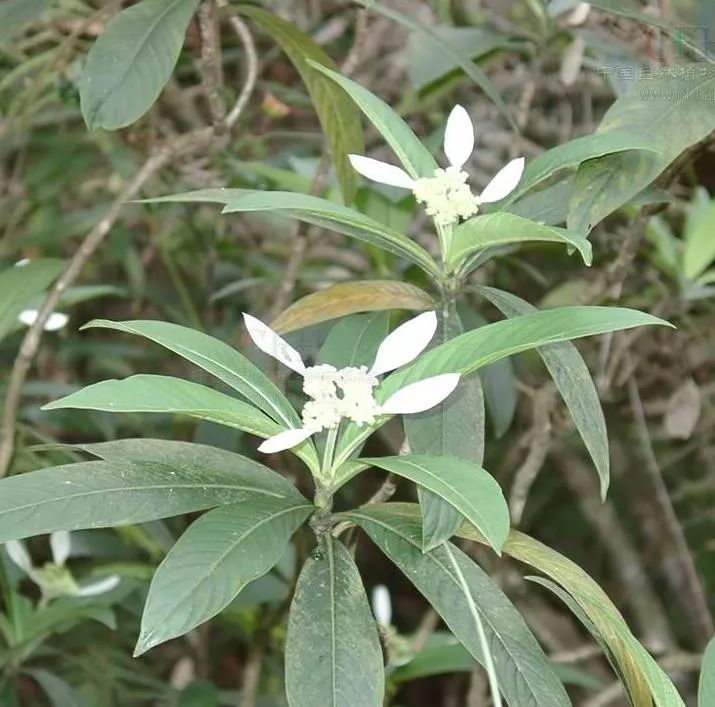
[321,426,339,479]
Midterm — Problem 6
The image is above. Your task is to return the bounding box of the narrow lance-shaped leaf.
[362,3,514,128]
[332,306,671,476]
[475,286,610,497]
[0,440,304,542]
[447,212,593,272]
[382,307,671,395]
[236,5,363,203]
[43,374,320,474]
[346,504,572,707]
[271,281,434,334]
[81,319,300,429]
[142,189,441,278]
[504,131,662,205]
[309,61,438,179]
[318,313,389,370]
[568,67,715,234]
[136,495,313,655]
[80,0,201,130]
[361,455,509,554]
[405,304,485,550]
[456,510,686,707]
[285,536,384,707]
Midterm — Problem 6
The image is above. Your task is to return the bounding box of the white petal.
[5,541,33,574]
[371,584,392,625]
[381,373,461,415]
[348,154,415,189]
[478,157,525,204]
[76,575,120,597]
[370,311,438,377]
[18,309,68,332]
[258,428,313,454]
[14,258,30,267]
[44,312,69,331]
[444,105,475,169]
[243,313,305,374]
[566,2,591,26]
[50,531,71,566]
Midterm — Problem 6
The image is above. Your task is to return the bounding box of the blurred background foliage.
[1,0,714,705]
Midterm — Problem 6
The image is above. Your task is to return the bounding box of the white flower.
[4,531,120,601]
[372,584,392,626]
[348,105,525,226]
[14,259,69,332]
[243,311,460,453]
[18,308,69,332]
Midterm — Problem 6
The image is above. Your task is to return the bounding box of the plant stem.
[322,427,338,479]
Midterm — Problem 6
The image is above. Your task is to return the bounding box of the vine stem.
[445,544,502,707]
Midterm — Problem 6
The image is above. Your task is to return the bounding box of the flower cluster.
[242,311,461,454]
[348,104,525,226]
[301,364,380,432]
[412,166,480,226]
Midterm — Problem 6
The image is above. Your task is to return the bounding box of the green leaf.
[43,374,319,473]
[237,5,363,203]
[81,319,299,429]
[136,495,312,654]
[447,212,592,271]
[346,504,572,707]
[0,440,303,541]
[318,313,389,369]
[361,455,509,554]
[509,179,572,227]
[382,307,670,393]
[700,637,715,707]
[80,0,201,130]
[393,636,601,689]
[474,286,610,498]
[508,131,662,204]
[271,281,434,334]
[364,3,514,128]
[0,259,63,343]
[309,62,438,179]
[27,670,87,707]
[460,306,517,439]
[457,517,685,707]
[334,306,670,477]
[392,639,476,682]
[285,537,384,707]
[684,201,715,281]
[405,305,485,549]
[568,67,715,234]
[406,26,516,91]
[143,189,441,278]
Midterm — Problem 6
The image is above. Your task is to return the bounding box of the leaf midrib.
[93,321,297,428]
[0,482,288,520]
[373,458,499,547]
[350,511,563,706]
[151,503,312,619]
